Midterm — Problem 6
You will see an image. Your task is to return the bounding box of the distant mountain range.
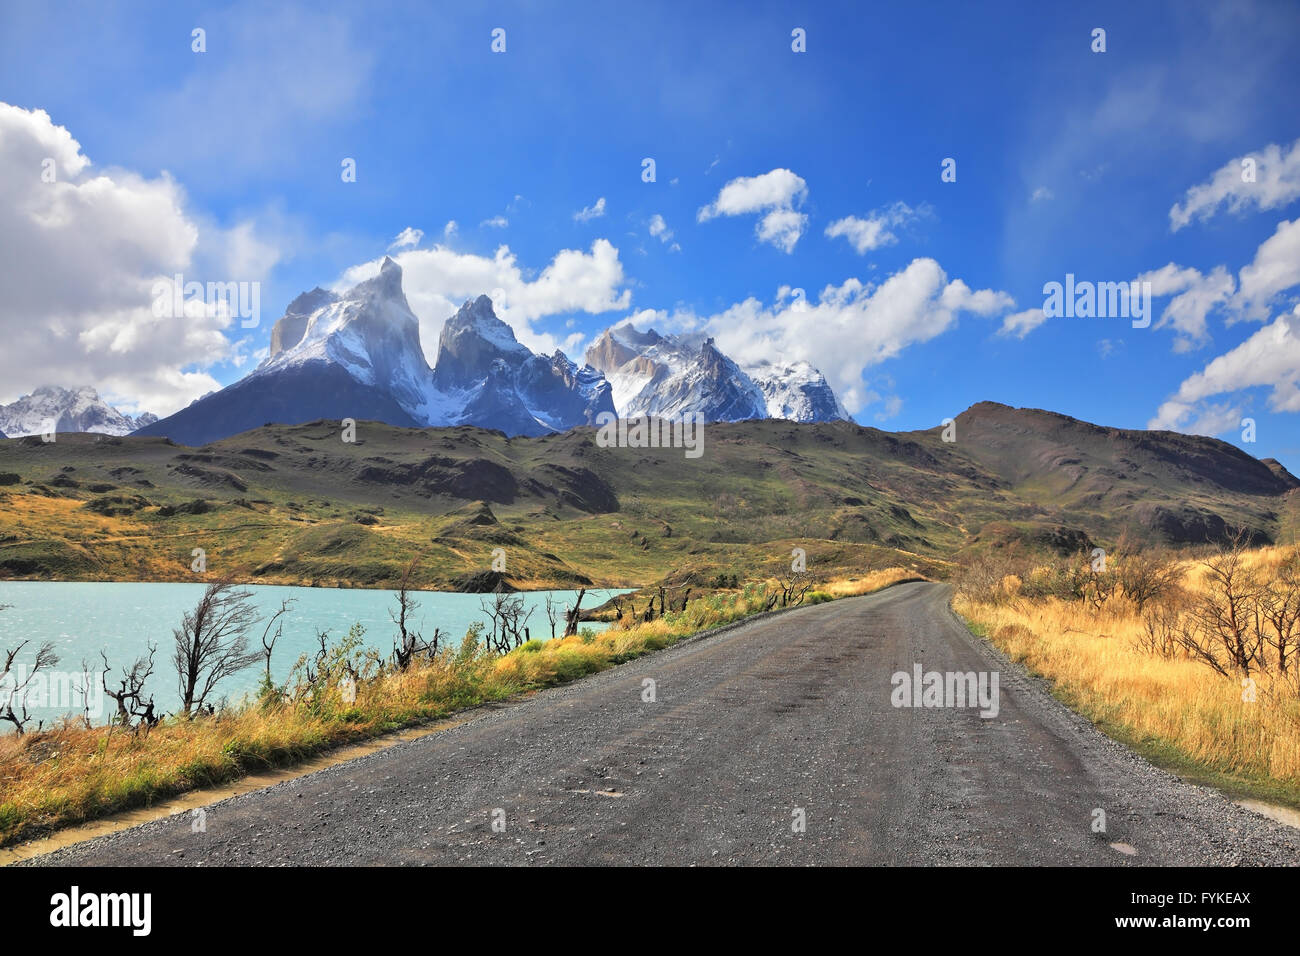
[132,258,848,447]
[0,386,156,438]
[584,324,849,422]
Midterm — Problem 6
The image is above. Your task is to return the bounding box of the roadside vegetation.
[0,564,919,846]
[953,535,1300,807]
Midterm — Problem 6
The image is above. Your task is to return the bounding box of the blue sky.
[2,0,1299,469]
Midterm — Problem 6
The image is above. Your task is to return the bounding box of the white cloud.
[480,215,508,229]
[1149,305,1300,434]
[1150,400,1246,437]
[573,197,606,222]
[701,258,1013,414]
[998,308,1048,339]
[1170,138,1300,231]
[1235,217,1300,321]
[648,214,680,252]
[388,227,423,251]
[1136,262,1236,351]
[339,239,632,359]
[825,202,923,254]
[698,168,809,252]
[0,103,263,416]
[443,220,458,238]
[755,208,806,254]
[699,168,807,219]
[1135,218,1300,352]
[1031,187,1055,202]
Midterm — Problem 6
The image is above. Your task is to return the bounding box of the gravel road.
[25,582,1300,865]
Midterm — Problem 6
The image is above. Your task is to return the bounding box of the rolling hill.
[0,402,1295,589]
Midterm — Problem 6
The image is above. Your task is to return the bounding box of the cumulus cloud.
[1170,138,1300,231]
[480,215,508,229]
[998,308,1048,339]
[573,197,606,222]
[1235,217,1300,321]
[0,103,270,416]
[338,239,632,359]
[388,227,423,251]
[1135,218,1300,352]
[698,168,809,252]
[825,202,925,254]
[1149,305,1300,434]
[1136,263,1236,351]
[443,220,458,238]
[700,258,1013,413]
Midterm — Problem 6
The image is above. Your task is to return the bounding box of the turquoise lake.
[0,581,630,727]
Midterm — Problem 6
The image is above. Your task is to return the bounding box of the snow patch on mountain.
[745,359,852,422]
[0,386,158,437]
[585,322,848,423]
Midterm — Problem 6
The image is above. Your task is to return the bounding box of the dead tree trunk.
[564,588,587,636]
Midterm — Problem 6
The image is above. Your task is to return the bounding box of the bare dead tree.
[301,629,331,690]
[259,597,296,681]
[101,643,159,733]
[1,638,59,734]
[632,584,692,624]
[1181,530,1264,676]
[1258,552,1300,674]
[564,588,587,637]
[480,591,533,653]
[288,624,380,703]
[71,656,95,728]
[1082,562,1118,611]
[391,558,441,669]
[502,596,533,649]
[777,569,813,607]
[172,582,262,718]
[544,593,562,638]
[1135,602,1182,659]
[954,549,1022,602]
[1116,549,1183,612]
[640,593,656,623]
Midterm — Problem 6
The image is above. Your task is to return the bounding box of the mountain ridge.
[0,385,157,438]
[2,403,1296,589]
[135,260,851,446]
[585,322,849,423]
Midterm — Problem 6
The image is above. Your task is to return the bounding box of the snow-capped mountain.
[0,386,157,437]
[746,359,851,422]
[584,323,849,422]
[137,258,614,445]
[432,295,614,435]
[259,257,440,422]
[134,257,847,447]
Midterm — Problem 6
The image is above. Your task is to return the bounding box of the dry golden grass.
[0,567,921,845]
[820,568,928,599]
[957,546,1300,805]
